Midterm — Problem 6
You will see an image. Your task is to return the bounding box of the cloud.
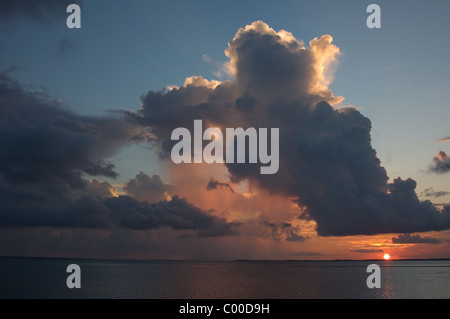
[54,38,77,60]
[0,179,238,235]
[130,21,450,237]
[351,249,384,253]
[202,54,212,63]
[420,187,449,198]
[434,136,450,143]
[264,222,306,242]
[85,178,117,198]
[429,151,450,174]
[124,172,173,202]
[392,233,441,244]
[206,179,234,193]
[0,72,238,237]
[0,0,81,23]
[0,73,152,188]
[105,195,239,236]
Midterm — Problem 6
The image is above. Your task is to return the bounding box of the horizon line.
[1,255,449,262]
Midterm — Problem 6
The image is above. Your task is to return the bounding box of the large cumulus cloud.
[132,21,450,236]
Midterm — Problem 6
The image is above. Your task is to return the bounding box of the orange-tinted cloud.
[430,151,450,174]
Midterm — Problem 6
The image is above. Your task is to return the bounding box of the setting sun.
[383,253,391,260]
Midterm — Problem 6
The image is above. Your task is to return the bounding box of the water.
[0,257,449,299]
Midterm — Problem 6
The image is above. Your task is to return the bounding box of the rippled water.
[0,257,449,299]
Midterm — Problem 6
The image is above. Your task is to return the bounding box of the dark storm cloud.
[0,73,238,237]
[0,190,237,236]
[132,21,450,236]
[82,160,118,179]
[105,195,238,236]
[392,233,441,244]
[429,151,450,174]
[206,179,234,193]
[0,72,151,188]
[0,71,136,223]
[0,0,81,23]
[124,172,174,203]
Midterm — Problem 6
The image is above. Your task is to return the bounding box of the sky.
[1,0,450,260]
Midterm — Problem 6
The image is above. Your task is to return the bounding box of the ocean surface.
[0,257,449,299]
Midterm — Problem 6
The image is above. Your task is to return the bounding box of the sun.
[383,253,390,260]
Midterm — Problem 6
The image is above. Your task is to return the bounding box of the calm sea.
[0,257,449,299]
